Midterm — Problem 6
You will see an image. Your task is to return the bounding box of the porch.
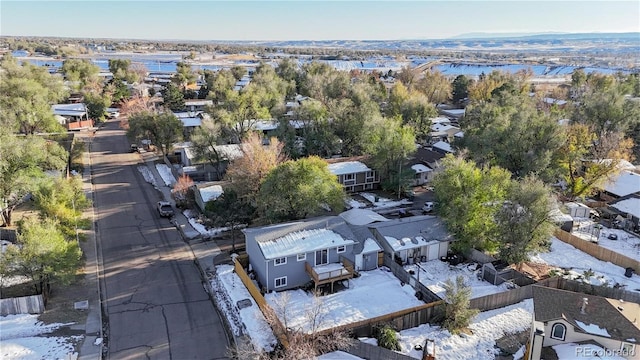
[305,257,355,294]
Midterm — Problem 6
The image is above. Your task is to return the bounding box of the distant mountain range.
[449,32,640,40]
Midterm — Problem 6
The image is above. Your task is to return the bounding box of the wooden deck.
[305,257,355,294]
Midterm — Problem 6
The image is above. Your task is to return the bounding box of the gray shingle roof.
[532,286,640,343]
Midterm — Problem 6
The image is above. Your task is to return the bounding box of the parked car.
[607,233,618,240]
[157,201,174,218]
[130,144,139,153]
[422,201,434,213]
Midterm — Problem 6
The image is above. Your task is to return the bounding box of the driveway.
[90,119,229,359]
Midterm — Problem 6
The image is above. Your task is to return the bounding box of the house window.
[297,253,306,262]
[344,173,355,181]
[274,276,287,288]
[274,257,287,266]
[337,245,346,253]
[550,323,566,340]
[316,249,328,266]
[621,343,635,356]
[364,183,373,190]
[366,171,375,182]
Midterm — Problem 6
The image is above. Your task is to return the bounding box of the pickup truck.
[157,201,175,218]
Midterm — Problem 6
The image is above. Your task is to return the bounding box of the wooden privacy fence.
[341,341,417,360]
[317,300,445,338]
[0,295,44,316]
[554,229,640,274]
[233,259,289,348]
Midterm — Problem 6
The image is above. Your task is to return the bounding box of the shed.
[194,184,224,211]
[565,202,590,219]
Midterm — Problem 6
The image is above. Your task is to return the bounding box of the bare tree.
[231,292,353,360]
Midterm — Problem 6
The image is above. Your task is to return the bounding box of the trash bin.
[625,267,634,278]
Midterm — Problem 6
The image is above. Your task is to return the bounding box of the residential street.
[89,119,229,359]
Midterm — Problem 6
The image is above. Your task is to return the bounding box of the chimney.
[581,298,589,314]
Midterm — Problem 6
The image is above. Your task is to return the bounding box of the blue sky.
[1,1,639,41]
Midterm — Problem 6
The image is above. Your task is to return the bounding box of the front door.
[355,253,363,271]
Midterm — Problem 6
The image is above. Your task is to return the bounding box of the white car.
[422,201,434,213]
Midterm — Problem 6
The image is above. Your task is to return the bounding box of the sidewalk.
[77,134,102,360]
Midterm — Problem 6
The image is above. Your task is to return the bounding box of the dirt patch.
[38,274,90,327]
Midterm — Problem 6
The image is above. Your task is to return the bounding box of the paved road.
[90,120,229,359]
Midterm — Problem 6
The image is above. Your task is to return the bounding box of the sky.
[1,1,639,41]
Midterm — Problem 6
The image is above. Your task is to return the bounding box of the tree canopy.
[0,55,67,134]
[0,134,68,226]
[127,111,183,156]
[257,156,344,222]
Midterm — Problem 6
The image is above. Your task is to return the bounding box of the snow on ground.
[360,193,412,210]
[0,314,81,360]
[388,299,533,360]
[137,165,158,188]
[572,220,640,261]
[211,265,276,351]
[552,343,626,359]
[530,237,640,291]
[317,350,364,359]
[265,268,424,334]
[155,164,176,186]
[183,209,229,238]
[346,198,367,209]
[405,261,511,299]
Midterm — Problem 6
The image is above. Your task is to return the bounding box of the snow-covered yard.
[155,164,176,186]
[530,237,640,291]
[572,220,640,261]
[265,268,424,334]
[183,209,229,238]
[405,260,511,299]
[0,314,81,360]
[361,299,533,360]
[211,265,276,351]
[360,193,412,210]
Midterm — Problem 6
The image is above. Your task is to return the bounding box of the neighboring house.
[430,123,461,144]
[438,108,465,121]
[193,183,224,212]
[414,147,446,171]
[175,143,243,181]
[432,141,454,155]
[601,170,640,201]
[327,160,380,193]
[173,111,209,139]
[184,99,213,113]
[411,164,433,186]
[243,216,358,293]
[52,103,93,130]
[368,215,454,265]
[528,286,640,360]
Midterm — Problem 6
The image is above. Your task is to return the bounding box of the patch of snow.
[317,350,364,359]
[212,265,276,351]
[387,299,534,360]
[573,220,640,261]
[346,198,367,209]
[360,193,412,209]
[183,210,229,237]
[0,314,81,360]
[265,268,424,334]
[552,343,626,359]
[513,345,525,360]
[407,261,511,299]
[137,166,158,188]
[575,320,611,337]
[155,164,176,186]
[530,237,640,290]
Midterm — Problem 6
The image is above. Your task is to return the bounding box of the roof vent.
[398,238,405,246]
[411,238,419,245]
[618,306,624,312]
